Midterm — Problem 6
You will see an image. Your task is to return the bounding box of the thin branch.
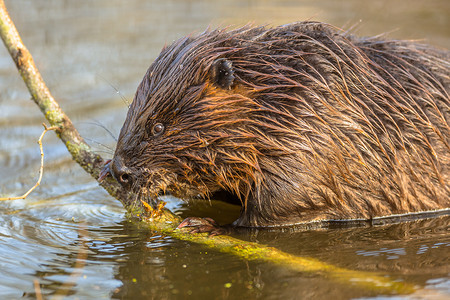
[0,0,131,205]
[0,0,102,177]
[0,124,57,201]
[33,280,43,300]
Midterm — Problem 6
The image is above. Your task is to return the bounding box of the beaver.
[105,21,450,232]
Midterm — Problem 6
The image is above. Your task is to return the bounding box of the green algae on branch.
[0,0,427,297]
[138,203,417,295]
[143,214,417,295]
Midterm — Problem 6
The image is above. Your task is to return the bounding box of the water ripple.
[0,184,127,298]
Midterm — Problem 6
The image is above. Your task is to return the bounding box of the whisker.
[80,120,118,142]
[83,137,115,153]
[89,149,115,156]
[97,74,131,107]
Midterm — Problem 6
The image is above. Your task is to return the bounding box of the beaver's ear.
[209,58,235,90]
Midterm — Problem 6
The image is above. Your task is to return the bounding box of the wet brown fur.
[112,22,450,227]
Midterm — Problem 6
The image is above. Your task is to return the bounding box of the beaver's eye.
[151,123,164,136]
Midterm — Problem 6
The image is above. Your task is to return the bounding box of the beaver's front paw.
[98,159,112,182]
[177,217,227,236]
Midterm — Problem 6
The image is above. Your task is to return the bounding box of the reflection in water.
[0,0,448,299]
[243,217,449,276]
[0,185,125,298]
[107,217,450,299]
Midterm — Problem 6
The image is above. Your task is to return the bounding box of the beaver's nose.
[110,157,133,187]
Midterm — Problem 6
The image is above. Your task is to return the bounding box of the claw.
[177,217,217,229]
[98,159,112,182]
[177,217,226,236]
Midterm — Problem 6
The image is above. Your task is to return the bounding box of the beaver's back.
[215,23,450,226]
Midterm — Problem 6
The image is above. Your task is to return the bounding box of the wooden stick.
[0,124,57,200]
[0,0,102,177]
[0,0,133,205]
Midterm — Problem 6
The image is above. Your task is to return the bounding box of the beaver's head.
[109,22,367,212]
[110,28,279,205]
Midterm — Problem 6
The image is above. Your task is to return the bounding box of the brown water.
[0,0,449,299]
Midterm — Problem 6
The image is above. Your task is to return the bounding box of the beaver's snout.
[110,157,133,188]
